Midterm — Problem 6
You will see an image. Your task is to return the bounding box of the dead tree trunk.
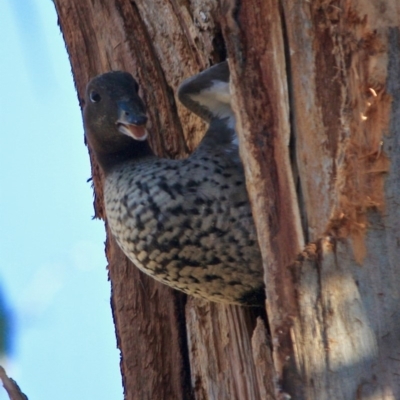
[54,0,400,399]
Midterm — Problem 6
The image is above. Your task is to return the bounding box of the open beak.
[116,102,148,141]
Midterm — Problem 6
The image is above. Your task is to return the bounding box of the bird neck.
[94,139,154,174]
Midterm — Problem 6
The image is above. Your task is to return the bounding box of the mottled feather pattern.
[105,136,263,304]
[84,62,265,305]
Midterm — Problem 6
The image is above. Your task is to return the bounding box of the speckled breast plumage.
[104,145,264,304]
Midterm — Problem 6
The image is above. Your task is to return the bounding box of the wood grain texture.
[186,301,264,400]
[291,221,400,399]
[251,319,276,400]
[220,0,305,389]
[222,0,400,398]
[281,1,400,398]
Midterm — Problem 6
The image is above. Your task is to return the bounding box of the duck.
[83,62,265,305]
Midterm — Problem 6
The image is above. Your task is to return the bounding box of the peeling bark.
[54,0,400,399]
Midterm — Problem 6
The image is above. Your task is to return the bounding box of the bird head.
[83,71,150,172]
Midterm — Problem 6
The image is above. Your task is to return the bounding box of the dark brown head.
[83,71,152,173]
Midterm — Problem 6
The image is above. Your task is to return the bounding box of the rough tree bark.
[54,1,400,399]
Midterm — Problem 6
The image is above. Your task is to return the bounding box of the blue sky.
[0,0,122,398]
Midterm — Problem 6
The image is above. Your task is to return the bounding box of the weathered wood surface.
[220,0,304,388]
[186,301,266,400]
[281,3,400,399]
[54,0,400,399]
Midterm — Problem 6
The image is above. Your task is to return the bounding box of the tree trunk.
[54,0,400,399]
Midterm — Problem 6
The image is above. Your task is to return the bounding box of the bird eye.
[90,91,101,103]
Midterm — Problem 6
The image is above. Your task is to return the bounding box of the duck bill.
[117,122,148,141]
[116,101,148,141]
